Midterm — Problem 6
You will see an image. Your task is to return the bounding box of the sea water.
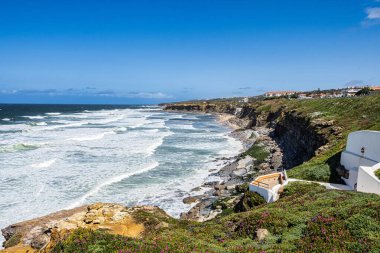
[0,104,243,244]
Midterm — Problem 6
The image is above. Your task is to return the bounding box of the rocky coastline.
[1,101,344,251]
[2,95,378,252]
[177,112,284,222]
[162,100,345,222]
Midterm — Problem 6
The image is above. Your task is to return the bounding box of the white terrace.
[249,171,288,202]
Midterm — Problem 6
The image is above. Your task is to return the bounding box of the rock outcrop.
[0,203,166,252]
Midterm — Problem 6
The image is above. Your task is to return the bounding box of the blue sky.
[0,0,380,104]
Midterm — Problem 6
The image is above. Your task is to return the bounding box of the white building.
[249,171,289,202]
[339,130,380,194]
[264,91,295,98]
[342,87,362,97]
[239,97,249,103]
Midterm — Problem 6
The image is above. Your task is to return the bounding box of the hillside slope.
[23,183,380,252]
[164,93,380,183]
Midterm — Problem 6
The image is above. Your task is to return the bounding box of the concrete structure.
[339,130,380,194]
[249,171,289,202]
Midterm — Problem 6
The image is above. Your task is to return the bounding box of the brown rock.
[213,190,221,196]
[154,222,169,230]
[30,233,50,249]
[183,196,198,204]
[191,187,202,192]
[256,228,269,241]
[214,184,226,191]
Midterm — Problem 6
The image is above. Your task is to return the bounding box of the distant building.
[342,87,362,97]
[243,97,249,103]
[338,130,380,194]
[298,93,312,99]
[371,86,380,91]
[264,91,295,97]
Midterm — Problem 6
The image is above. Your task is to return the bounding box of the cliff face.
[165,103,336,169]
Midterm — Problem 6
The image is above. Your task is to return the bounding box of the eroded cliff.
[165,102,338,171]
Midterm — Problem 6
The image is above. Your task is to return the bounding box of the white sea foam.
[114,127,127,133]
[67,161,159,209]
[36,184,45,197]
[44,121,89,130]
[90,115,124,124]
[0,106,244,243]
[2,118,10,121]
[22,115,45,119]
[31,159,57,168]
[145,131,173,155]
[70,131,115,141]
[45,112,61,116]
[30,122,48,126]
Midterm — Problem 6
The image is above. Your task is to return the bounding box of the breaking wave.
[67,161,160,209]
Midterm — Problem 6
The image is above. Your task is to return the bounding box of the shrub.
[235,183,249,193]
[244,143,269,164]
[290,164,329,181]
[3,232,22,248]
[234,191,266,212]
[375,169,380,180]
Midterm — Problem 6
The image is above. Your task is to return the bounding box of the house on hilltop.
[264,91,295,98]
[338,130,380,194]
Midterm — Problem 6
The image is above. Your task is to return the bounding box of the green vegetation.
[244,142,269,164]
[285,94,380,182]
[375,169,380,180]
[52,182,380,252]
[3,232,22,248]
[234,191,266,212]
[356,87,372,96]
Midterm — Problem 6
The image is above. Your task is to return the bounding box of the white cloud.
[0,88,171,99]
[366,7,380,19]
[0,89,18,94]
[125,92,172,99]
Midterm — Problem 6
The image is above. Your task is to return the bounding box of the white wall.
[357,163,380,194]
[344,131,380,163]
[249,184,273,202]
[341,152,377,170]
[249,178,289,202]
[340,131,380,189]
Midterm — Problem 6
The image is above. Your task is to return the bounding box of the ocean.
[0,104,242,242]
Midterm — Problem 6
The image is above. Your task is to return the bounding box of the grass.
[375,169,380,180]
[3,232,22,248]
[244,142,269,165]
[52,182,380,253]
[285,94,380,182]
